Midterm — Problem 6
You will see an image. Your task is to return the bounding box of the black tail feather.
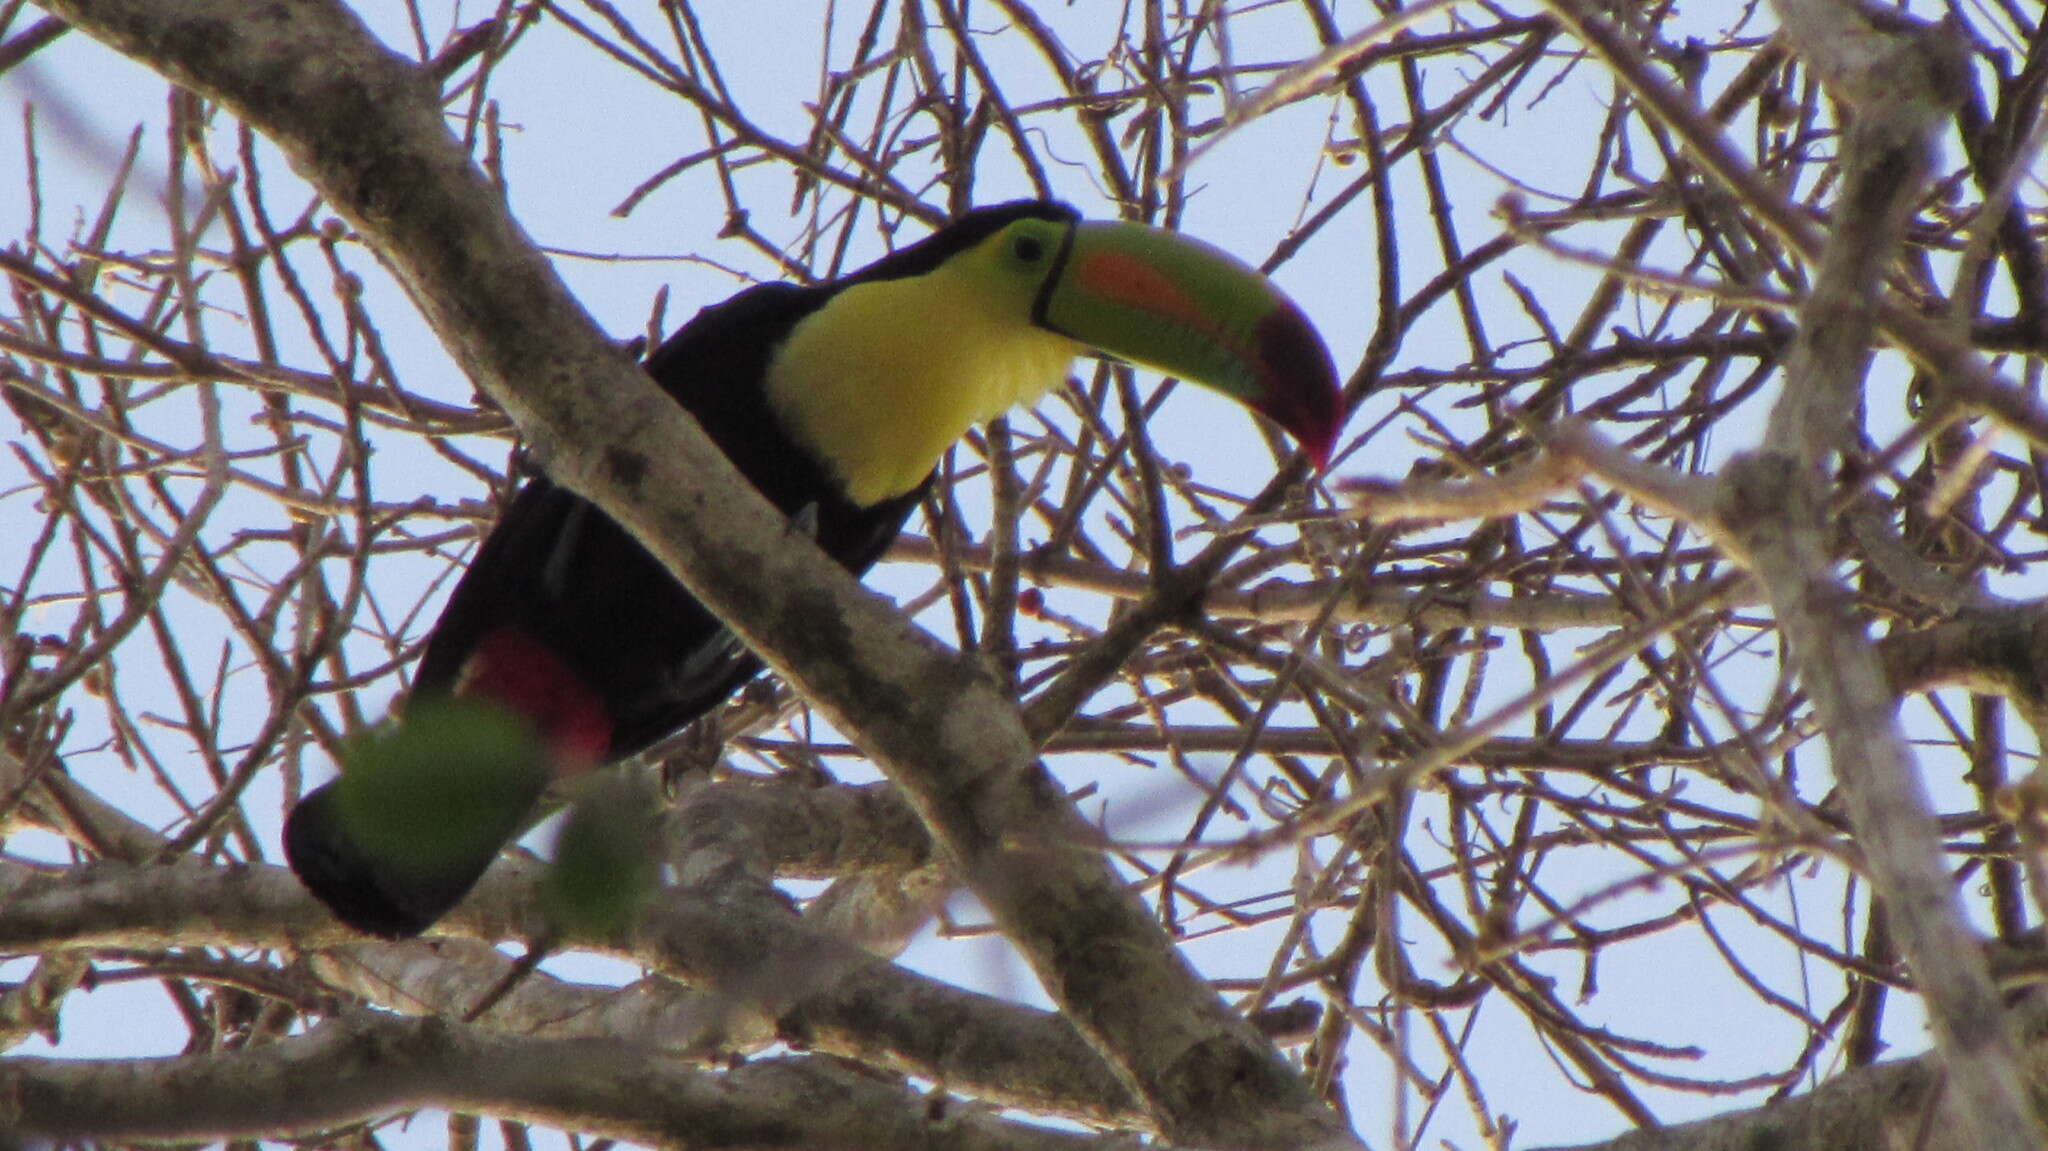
[284,782,502,939]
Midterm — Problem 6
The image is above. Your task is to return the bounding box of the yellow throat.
[764,258,1083,507]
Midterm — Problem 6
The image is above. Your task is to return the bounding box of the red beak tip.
[1297,400,1343,475]
[1289,425,1332,473]
[1250,307,1344,476]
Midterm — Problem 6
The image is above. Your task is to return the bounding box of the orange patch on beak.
[1071,250,1229,347]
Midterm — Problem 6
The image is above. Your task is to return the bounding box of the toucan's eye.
[1012,234,1044,263]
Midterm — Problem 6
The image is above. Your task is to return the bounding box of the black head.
[838,200,1078,287]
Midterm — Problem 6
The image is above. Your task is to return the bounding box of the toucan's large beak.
[1034,221,1343,469]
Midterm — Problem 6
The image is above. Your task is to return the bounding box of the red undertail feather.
[456,627,613,774]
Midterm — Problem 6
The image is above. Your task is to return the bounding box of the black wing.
[415,282,927,760]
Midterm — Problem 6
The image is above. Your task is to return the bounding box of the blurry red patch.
[459,628,613,773]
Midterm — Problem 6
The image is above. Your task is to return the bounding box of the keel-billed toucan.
[285,200,1342,938]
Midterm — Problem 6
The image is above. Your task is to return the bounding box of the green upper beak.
[1034,220,1343,469]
